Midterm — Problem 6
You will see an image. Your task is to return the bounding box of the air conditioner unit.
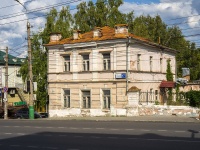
[10,89,15,94]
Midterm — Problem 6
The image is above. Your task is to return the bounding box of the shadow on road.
[0,131,199,150]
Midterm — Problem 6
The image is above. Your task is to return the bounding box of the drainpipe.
[126,37,130,94]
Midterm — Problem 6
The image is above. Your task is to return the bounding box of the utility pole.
[4,47,8,120]
[15,0,34,119]
[27,22,34,119]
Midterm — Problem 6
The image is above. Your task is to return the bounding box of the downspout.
[126,37,130,94]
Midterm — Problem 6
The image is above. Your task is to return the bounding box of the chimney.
[73,30,81,40]
[115,24,128,35]
[50,33,62,42]
[93,27,102,38]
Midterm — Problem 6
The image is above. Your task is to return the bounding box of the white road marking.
[58,127,65,128]
[82,128,91,130]
[46,127,53,128]
[125,129,134,131]
[157,130,167,132]
[5,133,12,135]
[175,131,186,133]
[96,128,104,130]
[13,126,20,128]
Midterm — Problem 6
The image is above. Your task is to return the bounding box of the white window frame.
[63,56,70,72]
[82,55,89,71]
[63,89,70,108]
[103,53,110,70]
[82,90,91,109]
[102,89,110,109]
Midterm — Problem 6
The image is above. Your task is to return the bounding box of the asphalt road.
[0,120,199,150]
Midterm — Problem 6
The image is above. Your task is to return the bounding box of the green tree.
[166,59,173,104]
[95,0,109,27]
[107,0,126,27]
[166,59,173,81]
[55,6,73,38]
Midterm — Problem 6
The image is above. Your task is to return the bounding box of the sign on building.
[115,73,126,79]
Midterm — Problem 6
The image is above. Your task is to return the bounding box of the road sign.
[3,87,8,92]
[115,73,126,79]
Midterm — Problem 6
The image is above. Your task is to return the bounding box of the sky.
[0,0,200,58]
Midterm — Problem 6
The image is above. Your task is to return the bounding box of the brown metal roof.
[44,26,178,53]
[45,26,149,46]
[160,80,175,88]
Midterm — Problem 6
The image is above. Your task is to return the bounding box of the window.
[63,89,70,108]
[16,69,21,77]
[103,90,110,109]
[160,58,163,72]
[103,53,110,70]
[137,54,141,71]
[155,90,158,101]
[82,55,89,71]
[82,90,90,109]
[63,56,70,72]
[150,56,153,72]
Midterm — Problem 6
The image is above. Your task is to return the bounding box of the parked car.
[11,108,42,119]
[39,112,48,118]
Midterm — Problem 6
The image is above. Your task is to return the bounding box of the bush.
[185,90,200,108]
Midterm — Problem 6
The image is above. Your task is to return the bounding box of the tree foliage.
[185,90,200,108]
[166,59,173,81]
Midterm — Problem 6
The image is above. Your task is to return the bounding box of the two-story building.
[0,50,27,107]
[45,24,177,117]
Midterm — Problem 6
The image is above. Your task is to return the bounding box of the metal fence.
[139,91,187,105]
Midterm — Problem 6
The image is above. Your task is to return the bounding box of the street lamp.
[15,0,34,119]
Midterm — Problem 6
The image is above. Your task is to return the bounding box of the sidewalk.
[47,115,200,123]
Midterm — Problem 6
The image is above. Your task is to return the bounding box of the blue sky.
[0,0,200,57]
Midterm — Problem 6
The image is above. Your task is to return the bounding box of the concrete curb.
[45,116,200,123]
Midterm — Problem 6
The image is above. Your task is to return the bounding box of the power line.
[164,14,200,22]
[0,0,83,21]
[0,0,36,10]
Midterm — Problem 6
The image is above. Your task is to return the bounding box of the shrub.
[185,90,200,108]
